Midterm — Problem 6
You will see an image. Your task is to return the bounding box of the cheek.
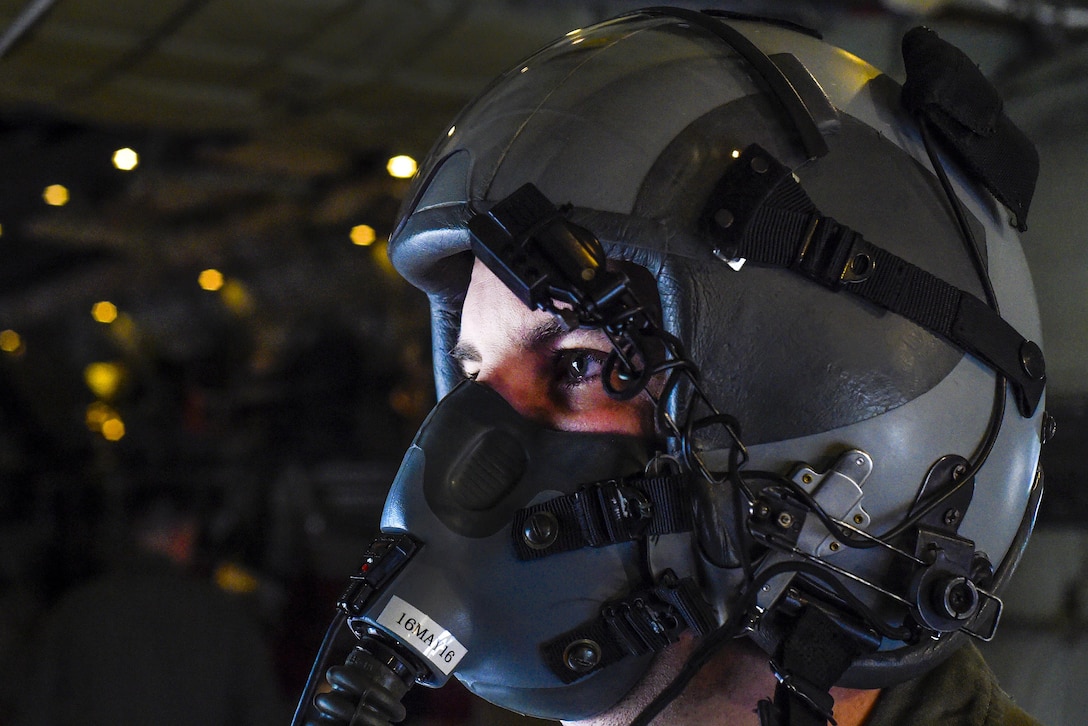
[557,395,653,438]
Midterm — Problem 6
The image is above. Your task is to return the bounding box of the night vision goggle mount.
[468,182,749,463]
[468,183,667,402]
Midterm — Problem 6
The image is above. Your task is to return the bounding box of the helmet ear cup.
[839,464,1044,689]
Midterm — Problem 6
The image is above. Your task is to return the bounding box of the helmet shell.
[390,9,1043,692]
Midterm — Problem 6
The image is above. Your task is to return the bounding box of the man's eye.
[555,349,606,386]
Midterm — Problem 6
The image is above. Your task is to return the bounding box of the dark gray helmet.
[388,5,1045,705]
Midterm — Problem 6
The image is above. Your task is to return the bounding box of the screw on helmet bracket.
[510,473,695,561]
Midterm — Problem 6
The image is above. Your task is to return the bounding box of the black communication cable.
[291,610,348,726]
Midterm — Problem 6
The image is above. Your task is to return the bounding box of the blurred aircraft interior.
[0,1,1085,724]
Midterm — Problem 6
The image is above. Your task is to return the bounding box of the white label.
[376,595,467,675]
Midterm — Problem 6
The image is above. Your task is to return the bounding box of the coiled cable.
[302,631,421,726]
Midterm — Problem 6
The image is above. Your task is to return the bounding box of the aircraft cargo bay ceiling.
[1,0,1087,525]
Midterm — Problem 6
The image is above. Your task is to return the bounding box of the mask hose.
[298,626,421,726]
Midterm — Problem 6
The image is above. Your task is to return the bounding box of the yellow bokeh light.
[43,184,70,206]
[214,562,260,594]
[371,240,396,277]
[91,300,118,324]
[220,279,253,315]
[84,361,125,400]
[85,401,113,431]
[0,329,23,354]
[386,155,418,179]
[350,224,376,246]
[86,401,126,441]
[198,268,224,291]
[101,416,125,441]
[0,222,4,237]
[112,147,139,171]
[106,313,139,354]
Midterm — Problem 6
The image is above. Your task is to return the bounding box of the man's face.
[454,257,654,438]
[445,257,673,723]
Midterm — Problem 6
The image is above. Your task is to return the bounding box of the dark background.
[0,1,1085,724]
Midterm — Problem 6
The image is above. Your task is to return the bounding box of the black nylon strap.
[540,572,716,683]
[703,144,1045,418]
[511,474,693,560]
[759,605,879,726]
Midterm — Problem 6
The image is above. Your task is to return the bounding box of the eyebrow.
[448,340,481,365]
[448,317,569,366]
[524,318,568,347]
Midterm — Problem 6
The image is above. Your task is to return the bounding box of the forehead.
[458,259,611,360]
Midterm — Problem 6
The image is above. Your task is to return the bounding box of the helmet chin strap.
[757,597,881,726]
[624,585,882,726]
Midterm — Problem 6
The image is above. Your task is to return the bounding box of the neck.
[565,637,880,726]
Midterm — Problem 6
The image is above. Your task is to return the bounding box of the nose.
[474,361,556,428]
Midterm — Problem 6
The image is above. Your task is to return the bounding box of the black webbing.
[758,605,879,726]
[540,572,716,683]
[703,144,1045,418]
[511,474,693,560]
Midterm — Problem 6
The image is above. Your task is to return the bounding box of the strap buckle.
[767,659,838,726]
[602,597,682,654]
[793,215,873,290]
[541,570,717,682]
[593,480,654,542]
